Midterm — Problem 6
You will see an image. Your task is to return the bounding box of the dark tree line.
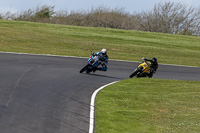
[1,2,200,36]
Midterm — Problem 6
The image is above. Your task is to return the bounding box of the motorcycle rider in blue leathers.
[91,49,108,72]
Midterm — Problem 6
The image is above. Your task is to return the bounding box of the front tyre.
[80,65,88,73]
[129,69,139,78]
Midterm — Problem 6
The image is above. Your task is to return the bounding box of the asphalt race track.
[0,52,199,133]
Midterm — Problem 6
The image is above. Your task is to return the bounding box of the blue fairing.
[87,55,101,68]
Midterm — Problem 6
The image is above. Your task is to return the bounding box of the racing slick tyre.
[129,69,139,78]
[80,65,89,73]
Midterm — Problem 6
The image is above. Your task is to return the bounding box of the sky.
[0,0,200,14]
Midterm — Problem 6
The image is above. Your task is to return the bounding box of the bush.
[1,2,200,36]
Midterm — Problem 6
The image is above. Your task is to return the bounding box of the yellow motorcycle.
[129,61,151,78]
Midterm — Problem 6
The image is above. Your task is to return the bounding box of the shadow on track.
[81,73,123,80]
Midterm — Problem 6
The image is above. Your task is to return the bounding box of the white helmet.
[101,49,107,55]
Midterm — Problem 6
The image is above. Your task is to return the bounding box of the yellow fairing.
[138,62,151,73]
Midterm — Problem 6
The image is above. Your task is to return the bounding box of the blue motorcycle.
[80,54,103,74]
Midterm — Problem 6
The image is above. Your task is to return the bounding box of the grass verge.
[95,78,200,133]
[0,20,200,67]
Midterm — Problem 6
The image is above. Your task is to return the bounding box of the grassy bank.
[0,20,200,67]
[95,78,200,133]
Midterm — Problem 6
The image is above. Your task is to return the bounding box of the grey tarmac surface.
[0,52,199,133]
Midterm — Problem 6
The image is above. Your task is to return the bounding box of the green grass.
[95,78,200,133]
[0,20,200,66]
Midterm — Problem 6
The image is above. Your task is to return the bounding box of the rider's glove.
[142,57,146,61]
[91,51,95,56]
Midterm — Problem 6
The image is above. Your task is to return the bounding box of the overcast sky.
[0,0,200,14]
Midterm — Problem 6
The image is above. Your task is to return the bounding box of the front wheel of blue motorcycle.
[80,65,88,73]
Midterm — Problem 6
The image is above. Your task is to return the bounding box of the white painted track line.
[89,81,118,133]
